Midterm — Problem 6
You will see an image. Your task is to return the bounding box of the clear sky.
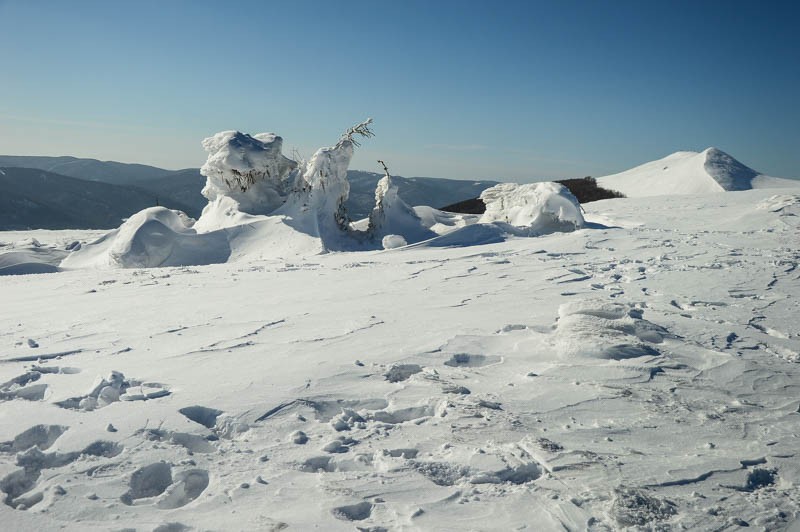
[0,0,798,181]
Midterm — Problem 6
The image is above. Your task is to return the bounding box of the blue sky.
[0,0,798,180]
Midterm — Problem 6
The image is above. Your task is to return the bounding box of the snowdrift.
[599,147,799,197]
[61,207,326,269]
[0,238,70,276]
[58,122,587,270]
[554,300,666,360]
[61,208,230,269]
[478,182,584,235]
[0,250,62,276]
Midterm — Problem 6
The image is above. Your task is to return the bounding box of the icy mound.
[478,182,584,235]
[600,148,799,197]
[62,208,231,269]
[554,300,667,360]
[407,182,583,249]
[200,131,298,216]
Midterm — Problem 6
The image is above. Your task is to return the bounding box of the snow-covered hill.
[599,148,800,197]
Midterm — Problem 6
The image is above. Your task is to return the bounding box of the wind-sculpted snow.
[554,300,667,360]
[368,173,437,247]
[52,123,594,270]
[276,128,364,248]
[200,131,298,215]
[61,207,231,269]
[479,182,584,235]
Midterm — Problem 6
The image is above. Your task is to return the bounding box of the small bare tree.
[336,118,374,148]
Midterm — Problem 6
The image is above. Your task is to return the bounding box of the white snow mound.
[479,182,584,235]
[599,147,799,197]
[62,208,231,269]
[381,234,407,249]
[554,300,667,360]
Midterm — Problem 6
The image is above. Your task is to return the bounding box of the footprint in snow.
[0,424,68,453]
[331,501,374,521]
[179,405,249,438]
[1,440,123,510]
[55,370,170,411]
[443,353,502,368]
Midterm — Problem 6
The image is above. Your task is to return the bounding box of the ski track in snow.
[0,190,799,530]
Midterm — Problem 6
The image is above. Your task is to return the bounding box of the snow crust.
[600,147,800,197]
[1,189,800,530]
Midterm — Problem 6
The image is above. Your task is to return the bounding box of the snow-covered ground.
[2,187,799,530]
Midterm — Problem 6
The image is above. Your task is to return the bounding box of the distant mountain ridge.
[0,155,176,186]
[0,167,194,230]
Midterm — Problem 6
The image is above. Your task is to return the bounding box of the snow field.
[0,190,799,530]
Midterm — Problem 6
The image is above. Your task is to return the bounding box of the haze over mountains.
[0,156,170,186]
[0,149,797,231]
